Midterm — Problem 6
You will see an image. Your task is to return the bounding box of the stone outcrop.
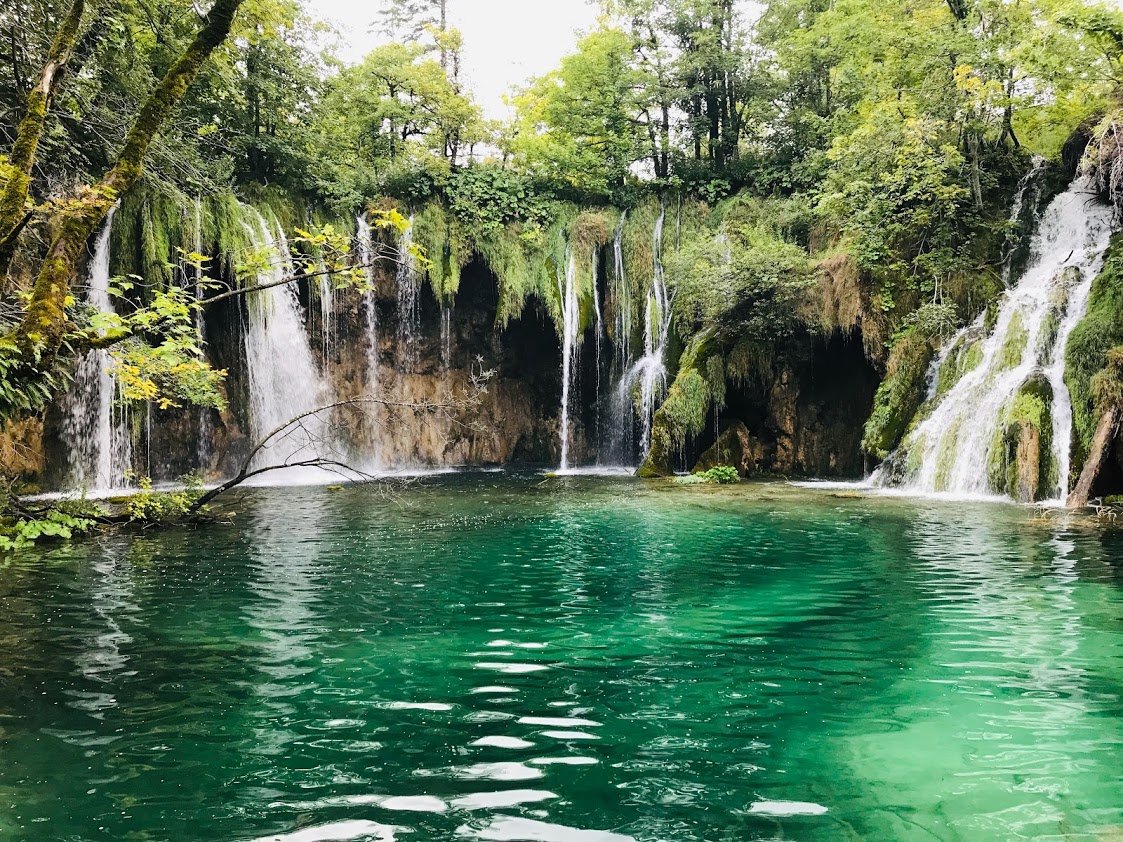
[986,373,1057,503]
[692,421,763,477]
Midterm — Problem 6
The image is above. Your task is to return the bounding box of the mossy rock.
[996,309,1029,373]
[639,332,720,478]
[985,374,1057,502]
[935,330,985,400]
[862,331,935,459]
[1066,233,1123,475]
[693,421,761,477]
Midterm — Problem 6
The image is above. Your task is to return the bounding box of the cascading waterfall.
[356,214,378,387]
[619,205,671,459]
[557,246,581,470]
[395,216,421,370]
[1002,156,1049,285]
[317,253,335,364]
[242,210,340,480]
[192,196,213,472]
[59,209,133,492]
[600,214,636,465]
[878,177,1114,501]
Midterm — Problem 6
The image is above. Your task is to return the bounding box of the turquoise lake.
[1,475,1122,840]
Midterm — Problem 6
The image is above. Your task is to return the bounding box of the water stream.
[619,206,671,459]
[58,208,133,492]
[396,216,420,371]
[242,210,340,481]
[356,213,378,390]
[557,246,581,471]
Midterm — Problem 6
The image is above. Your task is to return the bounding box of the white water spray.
[619,205,671,458]
[395,216,420,370]
[356,214,378,388]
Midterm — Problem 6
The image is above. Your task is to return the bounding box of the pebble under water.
[1,475,1122,841]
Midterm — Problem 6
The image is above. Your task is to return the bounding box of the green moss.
[638,331,719,477]
[985,377,1057,501]
[996,310,1028,372]
[935,335,984,399]
[862,331,936,458]
[413,201,472,303]
[905,432,926,477]
[1066,233,1123,473]
[933,416,964,491]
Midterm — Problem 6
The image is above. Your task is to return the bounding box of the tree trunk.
[1068,407,1120,508]
[12,0,245,369]
[0,0,86,283]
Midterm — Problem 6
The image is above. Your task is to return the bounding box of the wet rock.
[692,421,763,477]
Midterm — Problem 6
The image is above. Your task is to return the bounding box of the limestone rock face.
[693,421,763,477]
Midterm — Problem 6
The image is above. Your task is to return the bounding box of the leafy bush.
[123,474,207,523]
[675,465,740,485]
[701,465,740,484]
[0,508,98,552]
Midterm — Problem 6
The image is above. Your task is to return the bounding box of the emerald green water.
[2,476,1123,841]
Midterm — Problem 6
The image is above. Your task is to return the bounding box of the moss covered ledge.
[861,330,936,460]
[638,331,720,478]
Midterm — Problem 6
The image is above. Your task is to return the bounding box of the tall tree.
[1,0,247,416]
[379,0,449,69]
[0,0,84,280]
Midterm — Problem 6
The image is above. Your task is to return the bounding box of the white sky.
[308,0,602,120]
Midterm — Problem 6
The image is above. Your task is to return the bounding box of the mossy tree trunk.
[0,0,86,285]
[9,0,245,375]
[1068,407,1120,508]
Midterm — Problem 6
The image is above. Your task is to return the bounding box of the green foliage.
[903,301,961,343]
[678,465,740,485]
[0,507,97,552]
[1091,347,1123,413]
[122,474,207,523]
[668,220,813,340]
[445,167,554,235]
[507,27,646,195]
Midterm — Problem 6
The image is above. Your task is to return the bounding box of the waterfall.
[318,252,335,364]
[395,216,420,370]
[557,246,581,470]
[1002,155,1049,285]
[242,210,340,481]
[613,212,631,370]
[440,305,452,371]
[193,196,213,473]
[356,214,378,389]
[59,209,133,493]
[879,178,1114,501]
[601,213,635,465]
[620,205,671,459]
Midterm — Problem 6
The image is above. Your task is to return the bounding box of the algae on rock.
[861,331,935,459]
